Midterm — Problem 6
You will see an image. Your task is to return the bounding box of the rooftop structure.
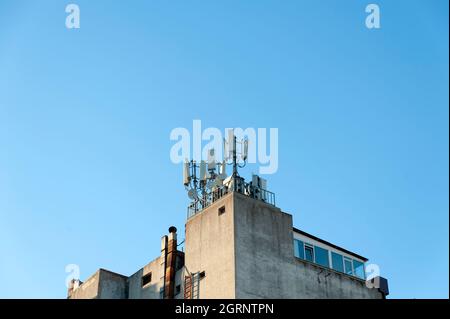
[68,133,389,299]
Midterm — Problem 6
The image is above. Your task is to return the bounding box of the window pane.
[331,252,344,272]
[294,239,304,259]
[353,260,365,279]
[314,246,329,267]
[305,246,314,262]
[344,259,353,275]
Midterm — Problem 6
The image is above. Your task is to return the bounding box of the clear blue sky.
[0,0,448,299]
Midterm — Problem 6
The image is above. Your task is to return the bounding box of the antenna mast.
[183,130,249,215]
[232,135,238,178]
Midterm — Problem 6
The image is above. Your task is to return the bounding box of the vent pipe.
[164,226,177,299]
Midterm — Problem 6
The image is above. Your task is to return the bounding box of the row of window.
[293,239,365,279]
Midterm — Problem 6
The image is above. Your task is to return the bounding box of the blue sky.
[0,0,448,298]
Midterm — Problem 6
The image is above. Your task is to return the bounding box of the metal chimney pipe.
[160,234,168,298]
[164,226,177,299]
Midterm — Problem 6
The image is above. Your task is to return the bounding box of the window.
[344,258,353,276]
[218,206,226,215]
[331,252,344,273]
[294,239,305,259]
[142,272,152,287]
[314,246,329,268]
[353,260,365,279]
[293,237,366,280]
[305,245,314,262]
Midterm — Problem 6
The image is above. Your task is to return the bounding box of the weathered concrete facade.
[236,193,380,298]
[68,269,127,299]
[69,191,387,299]
[185,192,383,299]
[234,192,296,298]
[68,249,185,299]
[184,193,236,298]
[127,252,185,299]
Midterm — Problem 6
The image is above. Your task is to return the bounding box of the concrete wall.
[128,257,164,299]
[184,191,383,299]
[69,269,127,299]
[68,270,100,299]
[233,192,295,298]
[70,250,185,299]
[290,259,379,298]
[127,254,185,299]
[174,266,186,299]
[185,193,236,298]
[97,269,128,299]
[232,192,382,299]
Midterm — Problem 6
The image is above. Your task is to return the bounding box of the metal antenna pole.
[232,135,237,177]
[192,160,198,214]
[232,135,238,192]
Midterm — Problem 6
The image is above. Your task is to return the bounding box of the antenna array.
[183,130,249,213]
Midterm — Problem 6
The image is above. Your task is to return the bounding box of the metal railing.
[187,178,276,219]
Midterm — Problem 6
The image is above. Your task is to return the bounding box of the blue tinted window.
[314,246,329,267]
[331,252,344,272]
[305,245,314,262]
[344,258,353,275]
[353,260,365,279]
[294,239,304,259]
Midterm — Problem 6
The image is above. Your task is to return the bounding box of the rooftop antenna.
[183,130,249,213]
[207,148,216,170]
[242,139,248,161]
[222,129,249,192]
[199,160,207,182]
[183,160,191,186]
[224,129,248,177]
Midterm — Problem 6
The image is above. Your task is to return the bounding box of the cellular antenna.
[242,139,248,161]
[199,160,207,182]
[207,148,216,170]
[183,160,191,186]
[183,130,254,218]
[227,129,235,160]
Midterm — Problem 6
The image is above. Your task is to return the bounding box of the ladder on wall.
[192,273,200,299]
[184,273,200,299]
[184,275,192,299]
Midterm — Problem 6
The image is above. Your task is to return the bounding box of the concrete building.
[68,172,389,299]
